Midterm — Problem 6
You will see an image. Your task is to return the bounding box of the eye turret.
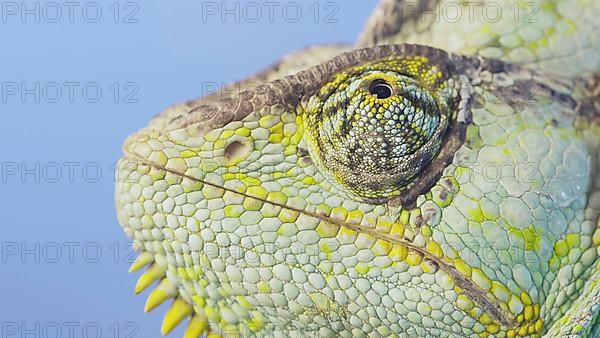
[303,57,457,202]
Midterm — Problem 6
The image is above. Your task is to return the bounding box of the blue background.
[0,2,377,337]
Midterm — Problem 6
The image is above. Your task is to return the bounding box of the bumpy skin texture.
[358,0,600,78]
[115,1,600,337]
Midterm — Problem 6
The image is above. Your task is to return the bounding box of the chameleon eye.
[303,57,458,203]
[369,79,393,99]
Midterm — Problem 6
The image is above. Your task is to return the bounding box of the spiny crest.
[128,254,218,337]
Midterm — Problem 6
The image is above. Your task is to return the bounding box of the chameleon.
[115,0,600,336]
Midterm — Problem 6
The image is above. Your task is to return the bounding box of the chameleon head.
[115,44,598,337]
[303,57,455,201]
[115,46,473,335]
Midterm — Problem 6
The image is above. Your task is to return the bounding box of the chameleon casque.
[115,0,600,337]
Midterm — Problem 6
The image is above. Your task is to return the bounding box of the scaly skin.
[115,1,600,337]
[358,0,600,77]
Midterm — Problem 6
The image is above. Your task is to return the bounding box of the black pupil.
[369,79,393,99]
